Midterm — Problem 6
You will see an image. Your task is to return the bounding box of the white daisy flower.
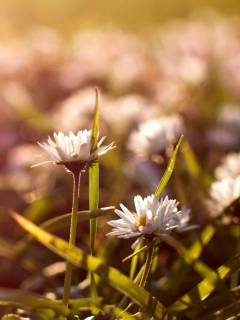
[32,130,115,168]
[174,206,198,233]
[127,114,183,159]
[205,177,240,217]
[107,194,181,249]
[214,152,240,180]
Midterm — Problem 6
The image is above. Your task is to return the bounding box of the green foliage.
[0,289,76,320]
[168,254,240,316]
[1,16,240,319]
[89,89,101,314]
[154,135,183,198]
[11,212,176,320]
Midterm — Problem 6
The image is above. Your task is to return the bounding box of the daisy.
[205,177,240,217]
[214,152,240,180]
[32,130,115,169]
[174,206,198,233]
[107,194,181,249]
[127,114,183,160]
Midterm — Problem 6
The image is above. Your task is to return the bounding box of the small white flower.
[205,177,240,217]
[107,194,181,249]
[127,114,183,159]
[214,152,240,180]
[174,206,198,232]
[32,130,115,167]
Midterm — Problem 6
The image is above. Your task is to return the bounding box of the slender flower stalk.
[32,129,115,319]
[61,169,80,315]
[139,243,155,288]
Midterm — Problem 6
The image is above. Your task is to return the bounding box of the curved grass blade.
[103,305,134,320]
[163,223,217,296]
[169,171,240,303]
[188,286,240,319]
[198,301,240,320]
[168,253,240,315]
[11,212,176,320]
[89,88,100,313]
[154,136,183,198]
[0,288,76,320]
[15,207,114,254]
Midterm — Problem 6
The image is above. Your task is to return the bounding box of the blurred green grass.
[1,0,240,38]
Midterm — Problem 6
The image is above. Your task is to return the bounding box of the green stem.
[111,247,154,320]
[139,244,154,288]
[230,224,240,288]
[61,171,80,320]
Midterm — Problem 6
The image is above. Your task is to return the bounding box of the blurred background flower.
[0,1,240,317]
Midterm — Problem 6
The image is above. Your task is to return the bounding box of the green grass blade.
[196,302,240,320]
[165,199,239,295]
[129,245,141,280]
[192,286,240,319]
[180,140,212,188]
[23,196,53,223]
[89,161,99,253]
[103,305,134,319]
[163,223,217,296]
[89,88,100,313]
[91,88,100,150]
[15,207,114,253]
[89,88,100,252]
[12,212,176,320]
[0,288,76,320]
[154,135,183,197]
[168,253,240,315]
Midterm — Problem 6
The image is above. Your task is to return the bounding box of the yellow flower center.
[137,215,146,227]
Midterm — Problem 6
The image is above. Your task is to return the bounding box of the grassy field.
[1,1,240,319]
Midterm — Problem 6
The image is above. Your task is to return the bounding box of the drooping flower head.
[107,194,191,249]
[32,130,115,173]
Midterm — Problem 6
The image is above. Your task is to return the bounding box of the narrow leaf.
[129,245,140,280]
[15,207,114,254]
[193,286,240,319]
[163,223,217,296]
[89,88,100,313]
[168,253,240,314]
[154,135,183,197]
[199,301,240,320]
[12,212,176,320]
[0,288,75,320]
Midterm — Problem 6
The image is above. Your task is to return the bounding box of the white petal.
[131,235,145,249]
